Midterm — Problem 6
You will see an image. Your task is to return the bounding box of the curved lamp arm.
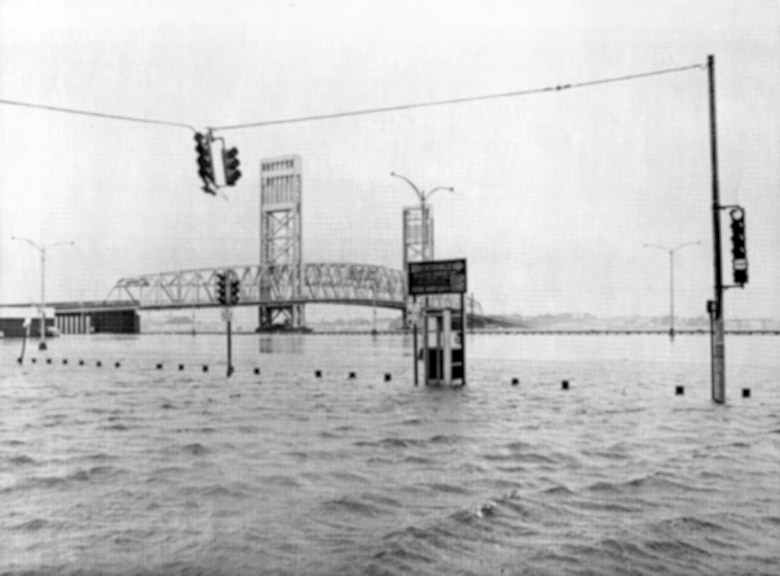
[10,235,42,252]
[390,171,424,203]
[426,186,455,201]
[643,241,701,255]
[671,240,701,254]
[643,243,671,255]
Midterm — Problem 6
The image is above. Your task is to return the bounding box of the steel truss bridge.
[105,262,476,313]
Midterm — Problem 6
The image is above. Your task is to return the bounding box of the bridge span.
[39,262,480,335]
[106,262,411,311]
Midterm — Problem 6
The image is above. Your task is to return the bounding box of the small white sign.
[221,308,233,323]
[406,300,423,327]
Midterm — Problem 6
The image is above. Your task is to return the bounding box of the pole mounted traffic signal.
[216,272,227,305]
[194,131,216,194]
[222,146,242,186]
[729,207,748,286]
[230,278,241,305]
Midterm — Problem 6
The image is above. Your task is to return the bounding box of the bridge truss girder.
[106,262,409,313]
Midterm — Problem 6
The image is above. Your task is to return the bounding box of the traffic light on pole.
[729,207,748,286]
[216,272,227,305]
[230,278,241,305]
[194,132,216,194]
[222,146,242,186]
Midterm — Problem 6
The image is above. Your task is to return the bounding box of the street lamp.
[390,171,453,262]
[11,236,75,350]
[643,241,701,339]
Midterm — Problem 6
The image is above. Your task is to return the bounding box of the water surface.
[1,334,778,575]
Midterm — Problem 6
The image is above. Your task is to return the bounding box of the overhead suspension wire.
[0,98,195,131]
[212,62,705,132]
[0,62,704,133]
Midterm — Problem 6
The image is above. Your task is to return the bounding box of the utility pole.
[708,54,726,404]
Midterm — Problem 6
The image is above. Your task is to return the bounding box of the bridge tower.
[402,205,434,324]
[403,205,434,270]
[259,155,305,329]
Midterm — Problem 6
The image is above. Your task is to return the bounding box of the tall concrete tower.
[259,155,305,329]
[402,204,434,272]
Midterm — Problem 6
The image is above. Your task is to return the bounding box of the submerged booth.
[408,259,467,387]
[422,307,465,386]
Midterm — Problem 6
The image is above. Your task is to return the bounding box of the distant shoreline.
[139,329,780,337]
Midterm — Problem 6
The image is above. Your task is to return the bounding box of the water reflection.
[257,335,304,355]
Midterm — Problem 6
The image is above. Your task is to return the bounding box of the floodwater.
[1,333,778,575]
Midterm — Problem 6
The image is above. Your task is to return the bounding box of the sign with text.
[408,259,467,295]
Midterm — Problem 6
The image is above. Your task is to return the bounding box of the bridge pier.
[257,304,305,331]
[56,312,92,334]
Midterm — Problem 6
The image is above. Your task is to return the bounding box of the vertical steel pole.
[40,248,46,348]
[669,250,675,338]
[442,309,452,385]
[413,295,418,387]
[227,319,233,377]
[423,308,429,386]
[420,201,425,262]
[708,54,726,403]
[19,323,28,364]
[469,294,474,333]
[436,314,442,386]
[460,292,466,386]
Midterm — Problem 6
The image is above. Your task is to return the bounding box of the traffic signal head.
[216,272,227,305]
[230,278,241,305]
[194,132,216,194]
[222,146,242,186]
[729,207,748,286]
[729,208,746,259]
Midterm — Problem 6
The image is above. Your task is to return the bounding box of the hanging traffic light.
[230,278,241,305]
[194,132,216,194]
[216,272,227,305]
[222,146,242,186]
[729,207,748,286]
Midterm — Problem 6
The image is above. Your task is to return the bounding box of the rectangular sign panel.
[408,259,467,295]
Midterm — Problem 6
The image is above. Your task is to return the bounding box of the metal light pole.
[11,236,74,350]
[391,173,454,380]
[643,241,701,339]
[391,171,453,262]
[707,54,727,404]
[371,281,378,335]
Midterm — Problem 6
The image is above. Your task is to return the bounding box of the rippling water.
[1,333,778,575]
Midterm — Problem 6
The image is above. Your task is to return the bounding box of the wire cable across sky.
[212,62,705,132]
[0,98,196,131]
[0,61,705,134]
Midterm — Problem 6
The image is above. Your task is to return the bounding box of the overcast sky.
[1,0,778,319]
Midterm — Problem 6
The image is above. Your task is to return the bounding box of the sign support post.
[460,292,466,386]
[412,295,419,386]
